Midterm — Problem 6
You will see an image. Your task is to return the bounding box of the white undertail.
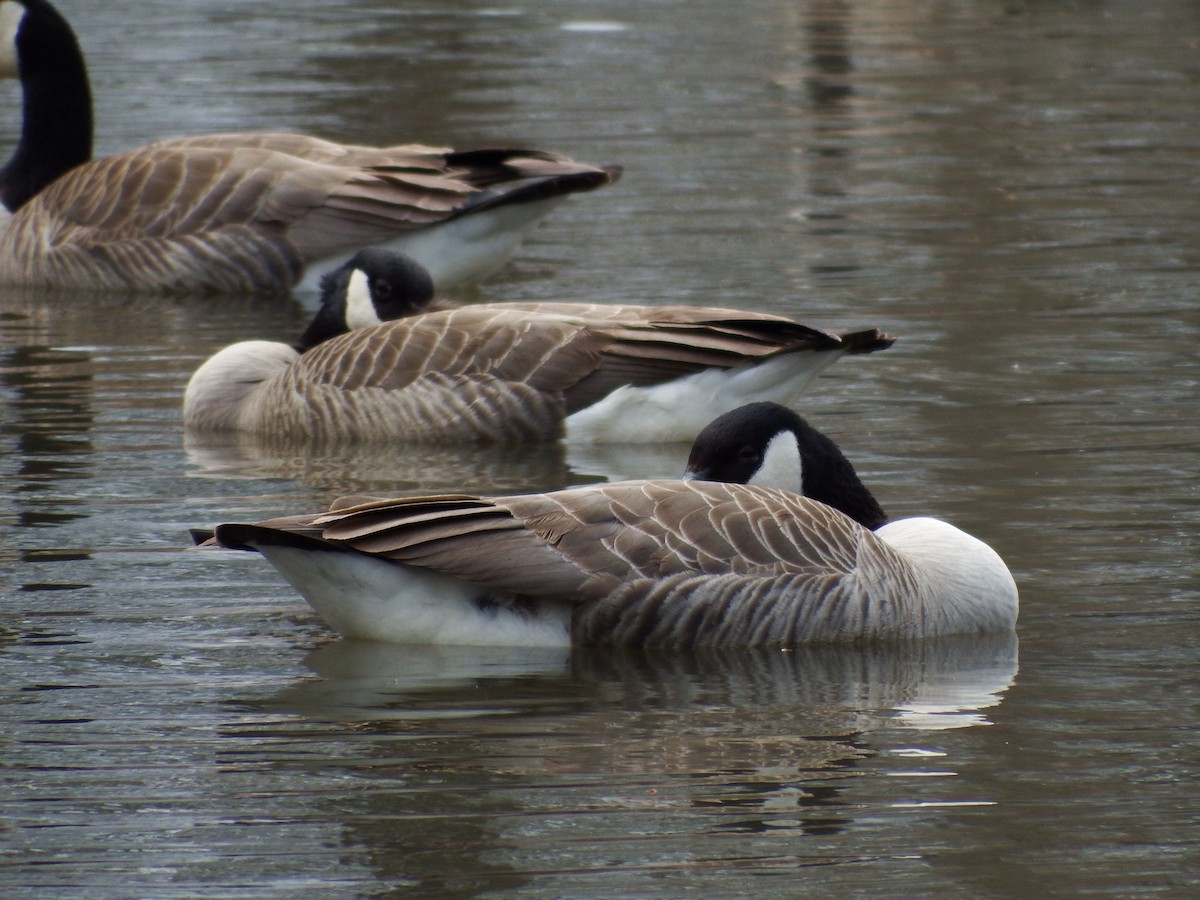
[259,546,573,647]
[565,351,846,444]
[295,196,568,293]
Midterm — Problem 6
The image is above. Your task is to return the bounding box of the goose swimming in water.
[183,250,895,445]
[207,402,1019,647]
[0,0,619,293]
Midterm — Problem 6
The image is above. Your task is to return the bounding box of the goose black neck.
[294,259,362,352]
[1,0,93,211]
[687,402,890,530]
[294,293,351,353]
[793,420,889,530]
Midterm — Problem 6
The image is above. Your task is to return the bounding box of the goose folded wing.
[288,307,609,392]
[499,481,869,583]
[310,495,593,598]
[505,480,908,647]
[569,309,887,409]
[45,145,474,252]
[293,479,876,593]
[144,132,454,166]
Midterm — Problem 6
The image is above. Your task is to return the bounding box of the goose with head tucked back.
[208,402,1019,647]
[182,250,895,444]
[0,0,619,293]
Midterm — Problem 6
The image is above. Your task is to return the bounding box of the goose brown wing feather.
[214,481,933,645]
[12,140,617,290]
[145,133,453,166]
[145,134,615,190]
[148,137,621,199]
[287,303,882,403]
[290,306,608,393]
[836,328,896,354]
[42,147,414,239]
[304,481,874,596]
[313,495,589,596]
[499,481,868,583]
[565,311,874,410]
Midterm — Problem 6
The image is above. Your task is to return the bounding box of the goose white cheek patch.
[748,431,803,492]
[343,269,383,331]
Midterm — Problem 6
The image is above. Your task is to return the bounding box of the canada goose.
[0,0,619,293]
[182,250,895,443]
[209,402,1019,647]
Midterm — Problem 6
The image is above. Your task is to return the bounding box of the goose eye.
[373,279,393,299]
[738,445,761,465]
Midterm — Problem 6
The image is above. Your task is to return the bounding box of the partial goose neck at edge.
[1,0,93,211]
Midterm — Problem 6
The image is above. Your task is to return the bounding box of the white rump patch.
[297,195,568,294]
[565,351,842,444]
[182,340,299,431]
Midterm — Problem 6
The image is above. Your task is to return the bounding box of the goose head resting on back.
[181,247,437,433]
[208,402,1019,647]
[183,249,896,444]
[0,0,620,293]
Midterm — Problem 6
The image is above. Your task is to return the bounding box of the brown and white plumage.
[208,404,1019,647]
[182,251,895,444]
[0,0,618,293]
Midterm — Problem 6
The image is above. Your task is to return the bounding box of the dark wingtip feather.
[455,165,622,216]
[838,329,897,354]
[214,523,337,554]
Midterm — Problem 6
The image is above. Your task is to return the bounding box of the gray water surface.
[2,1,1197,896]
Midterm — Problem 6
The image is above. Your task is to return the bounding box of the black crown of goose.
[686,402,889,530]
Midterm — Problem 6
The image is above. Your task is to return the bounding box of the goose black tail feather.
[452,166,623,216]
[838,329,897,355]
[215,523,338,554]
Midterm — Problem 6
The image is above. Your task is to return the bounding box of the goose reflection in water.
[259,630,1018,738]
[184,430,581,497]
[227,632,1016,861]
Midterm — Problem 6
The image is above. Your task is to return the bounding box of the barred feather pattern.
[274,480,1017,646]
[250,372,570,444]
[0,134,616,292]
[185,301,890,443]
[572,572,873,646]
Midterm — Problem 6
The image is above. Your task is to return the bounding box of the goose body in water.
[208,402,1019,646]
[0,0,619,293]
[183,250,895,444]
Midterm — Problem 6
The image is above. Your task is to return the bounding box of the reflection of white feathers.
[267,632,1018,735]
[890,635,1020,730]
[184,430,575,496]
